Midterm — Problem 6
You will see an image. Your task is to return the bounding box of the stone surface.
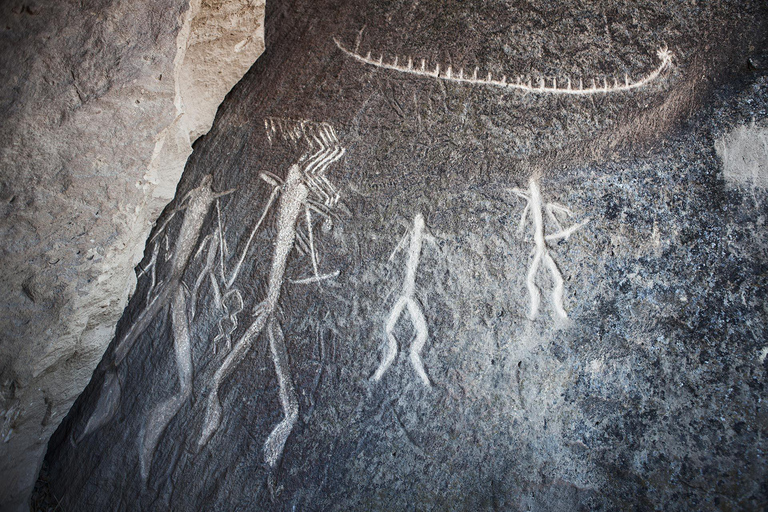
[716,123,768,192]
[46,0,767,510]
[0,0,263,510]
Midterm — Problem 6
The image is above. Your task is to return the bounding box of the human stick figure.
[78,176,234,443]
[373,213,436,387]
[198,119,344,469]
[512,178,588,320]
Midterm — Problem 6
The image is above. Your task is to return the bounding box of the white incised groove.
[374,213,433,387]
[512,179,588,320]
[140,288,193,482]
[263,318,299,467]
[335,36,673,95]
[199,119,345,468]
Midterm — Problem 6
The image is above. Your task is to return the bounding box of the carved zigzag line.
[334,38,673,95]
[263,117,344,206]
[264,117,341,149]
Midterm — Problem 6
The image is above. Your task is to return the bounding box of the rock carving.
[142,169,304,480]
[198,119,345,469]
[78,176,233,443]
[206,181,278,355]
[335,33,673,95]
[373,213,435,387]
[140,289,193,481]
[135,240,161,306]
[512,178,588,320]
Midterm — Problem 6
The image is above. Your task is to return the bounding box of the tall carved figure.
[198,119,345,469]
[78,176,232,444]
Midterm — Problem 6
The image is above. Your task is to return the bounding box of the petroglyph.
[335,34,673,95]
[373,213,435,387]
[212,289,244,354]
[140,289,193,482]
[190,231,221,320]
[289,270,340,285]
[199,163,305,454]
[512,179,588,320]
[221,174,282,290]
[136,240,161,306]
[199,119,345,468]
[76,370,120,443]
[78,176,233,442]
[264,117,344,209]
[205,177,279,355]
[263,318,299,467]
[115,175,234,365]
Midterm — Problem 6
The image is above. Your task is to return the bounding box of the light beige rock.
[0,0,264,510]
[716,122,768,193]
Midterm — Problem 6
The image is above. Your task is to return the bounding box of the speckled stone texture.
[44,0,767,510]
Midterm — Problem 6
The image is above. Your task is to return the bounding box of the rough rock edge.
[0,1,264,511]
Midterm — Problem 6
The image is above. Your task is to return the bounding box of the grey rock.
[0,0,264,510]
[45,0,768,510]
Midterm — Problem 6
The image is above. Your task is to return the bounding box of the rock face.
[0,0,264,510]
[45,0,767,510]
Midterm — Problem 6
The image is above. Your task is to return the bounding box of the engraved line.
[289,270,340,284]
[140,289,193,482]
[190,234,218,319]
[305,206,321,282]
[224,177,280,289]
[213,289,243,353]
[374,296,407,382]
[263,319,299,467]
[336,38,673,95]
[406,297,430,387]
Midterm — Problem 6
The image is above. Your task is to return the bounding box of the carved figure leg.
[79,292,173,441]
[263,318,299,466]
[198,303,269,448]
[140,288,193,481]
[305,205,321,281]
[136,240,160,305]
[543,251,567,319]
[526,247,543,320]
[190,234,218,320]
[374,296,407,382]
[406,297,431,387]
[76,369,121,443]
